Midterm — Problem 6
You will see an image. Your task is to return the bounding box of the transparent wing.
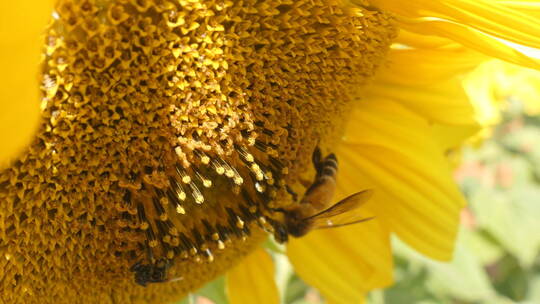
[306,189,375,229]
[314,217,375,230]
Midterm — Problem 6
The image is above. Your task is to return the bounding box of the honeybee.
[272,147,374,243]
[130,258,183,286]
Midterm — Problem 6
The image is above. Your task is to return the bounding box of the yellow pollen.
[215,167,225,175]
[233,176,244,185]
[205,250,214,262]
[203,180,212,188]
[236,217,245,229]
[182,176,191,184]
[217,240,225,250]
[178,191,187,201]
[176,205,186,214]
[225,169,235,178]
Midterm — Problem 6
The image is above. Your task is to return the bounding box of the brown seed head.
[0,0,396,303]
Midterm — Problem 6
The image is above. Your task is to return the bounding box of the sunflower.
[1,1,539,303]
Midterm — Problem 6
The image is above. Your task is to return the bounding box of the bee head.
[273,224,289,243]
[284,210,310,238]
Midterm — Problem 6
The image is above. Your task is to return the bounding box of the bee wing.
[306,189,374,229]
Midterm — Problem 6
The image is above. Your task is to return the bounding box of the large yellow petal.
[366,48,481,126]
[495,0,540,19]
[366,0,540,49]
[0,2,53,167]
[226,248,280,304]
[464,59,540,117]
[394,29,456,49]
[338,99,466,260]
[399,19,540,70]
[431,123,481,152]
[287,216,392,303]
[374,47,485,86]
[365,78,476,125]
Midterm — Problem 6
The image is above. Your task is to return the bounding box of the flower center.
[0,0,396,301]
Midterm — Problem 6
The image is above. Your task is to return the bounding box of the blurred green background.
[178,99,540,304]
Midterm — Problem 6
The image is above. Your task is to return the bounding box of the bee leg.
[273,222,289,243]
[132,263,152,287]
[144,241,155,263]
[129,261,143,272]
[298,177,313,189]
[312,146,323,177]
[285,185,298,202]
[268,207,287,214]
[265,217,289,243]
[274,228,289,244]
[134,272,149,287]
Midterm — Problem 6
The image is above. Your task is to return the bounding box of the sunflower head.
[0,0,399,302]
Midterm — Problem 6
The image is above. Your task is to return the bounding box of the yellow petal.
[368,0,540,49]
[431,123,480,152]
[462,60,508,125]
[0,2,53,167]
[399,19,540,70]
[495,0,540,20]
[374,47,485,86]
[287,217,392,303]
[226,248,279,304]
[367,47,498,126]
[366,78,475,125]
[394,28,456,49]
[339,99,466,260]
[367,54,479,125]
[464,59,540,118]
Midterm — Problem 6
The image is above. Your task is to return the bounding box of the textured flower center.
[0,0,396,302]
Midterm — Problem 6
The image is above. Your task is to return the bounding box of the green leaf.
[462,228,504,266]
[526,272,540,303]
[392,232,496,302]
[471,186,540,267]
[195,276,228,304]
[285,275,310,304]
[490,255,528,301]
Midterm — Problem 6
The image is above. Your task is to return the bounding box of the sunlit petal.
[0,2,53,166]
[367,0,540,49]
[287,218,391,303]
[339,100,466,260]
[399,19,540,69]
[464,59,540,119]
[227,248,279,304]
[374,47,485,86]
[431,123,481,152]
[366,76,476,125]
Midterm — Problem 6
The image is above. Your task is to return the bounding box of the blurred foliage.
[178,99,540,304]
[377,100,540,304]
